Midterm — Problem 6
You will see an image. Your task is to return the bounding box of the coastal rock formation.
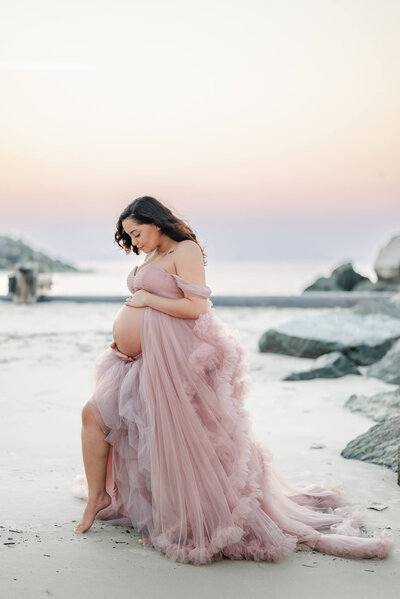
[374,235,400,282]
[351,293,400,319]
[258,311,400,365]
[283,351,360,380]
[366,339,400,385]
[0,235,77,272]
[345,389,400,423]
[341,416,400,472]
[303,262,370,292]
[351,279,400,292]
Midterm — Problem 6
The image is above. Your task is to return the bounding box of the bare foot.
[74,492,112,533]
[138,537,154,547]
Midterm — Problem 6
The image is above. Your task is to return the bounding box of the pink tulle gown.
[72,263,394,565]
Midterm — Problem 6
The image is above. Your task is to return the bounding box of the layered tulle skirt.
[72,300,393,564]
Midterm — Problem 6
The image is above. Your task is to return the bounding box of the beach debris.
[341,415,400,474]
[366,503,388,511]
[283,352,360,381]
[309,442,326,449]
[366,339,400,385]
[303,262,370,292]
[259,311,400,365]
[345,389,400,423]
[296,543,313,551]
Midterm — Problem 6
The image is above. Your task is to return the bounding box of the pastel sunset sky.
[1,0,399,261]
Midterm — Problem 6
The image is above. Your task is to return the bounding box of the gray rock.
[351,293,400,319]
[374,234,400,282]
[366,338,400,385]
[332,262,370,290]
[304,262,370,292]
[352,279,400,292]
[341,416,400,472]
[345,389,400,422]
[283,351,360,380]
[303,276,340,292]
[258,311,400,365]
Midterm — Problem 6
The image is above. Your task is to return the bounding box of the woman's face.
[122,217,160,253]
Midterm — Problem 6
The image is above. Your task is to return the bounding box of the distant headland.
[0,235,78,272]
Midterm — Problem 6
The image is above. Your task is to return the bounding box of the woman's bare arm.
[146,240,208,319]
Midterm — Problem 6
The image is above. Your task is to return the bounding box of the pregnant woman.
[72,196,393,565]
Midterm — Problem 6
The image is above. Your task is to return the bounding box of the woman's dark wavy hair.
[114,196,207,265]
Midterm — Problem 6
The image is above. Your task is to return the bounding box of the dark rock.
[345,389,400,422]
[258,311,400,365]
[304,262,370,292]
[341,415,400,472]
[303,277,339,292]
[352,280,400,292]
[332,262,370,290]
[351,294,400,319]
[366,339,400,385]
[283,352,360,380]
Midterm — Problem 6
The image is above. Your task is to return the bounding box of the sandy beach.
[1,302,399,599]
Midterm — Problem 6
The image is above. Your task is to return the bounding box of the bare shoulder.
[176,239,202,257]
[174,240,206,285]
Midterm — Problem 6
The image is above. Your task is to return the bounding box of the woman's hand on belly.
[109,341,134,362]
[125,289,151,308]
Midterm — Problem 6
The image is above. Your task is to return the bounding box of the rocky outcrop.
[351,293,400,319]
[374,234,400,282]
[258,311,400,365]
[345,389,400,423]
[283,351,360,380]
[351,279,400,292]
[341,416,400,472]
[303,262,370,292]
[366,339,400,385]
[0,236,77,272]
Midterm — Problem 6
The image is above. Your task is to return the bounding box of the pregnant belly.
[112,305,143,357]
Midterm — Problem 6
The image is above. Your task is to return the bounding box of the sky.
[0,0,399,262]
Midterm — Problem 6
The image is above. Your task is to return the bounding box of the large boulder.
[341,416,400,472]
[351,293,400,319]
[374,234,400,282]
[304,262,370,292]
[283,351,360,380]
[258,311,400,365]
[366,338,400,385]
[345,389,400,422]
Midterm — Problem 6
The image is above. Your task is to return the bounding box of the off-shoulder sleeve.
[171,273,212,298]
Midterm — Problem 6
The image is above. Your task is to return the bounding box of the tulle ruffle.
[73,278,394,564]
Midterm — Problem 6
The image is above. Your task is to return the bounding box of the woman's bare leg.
[74,402,112,533]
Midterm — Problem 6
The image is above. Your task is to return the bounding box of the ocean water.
[0,258,376,297]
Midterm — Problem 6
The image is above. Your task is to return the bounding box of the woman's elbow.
[191,300,207,319]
